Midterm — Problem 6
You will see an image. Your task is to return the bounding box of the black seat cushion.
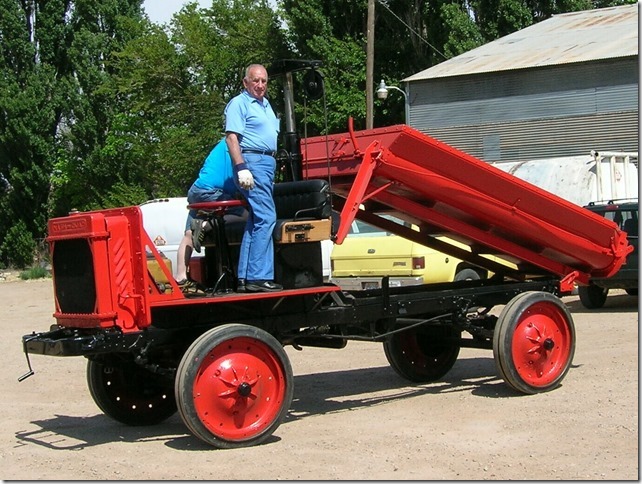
[273,180,332,242]
[211,180,334,245]
[273,179,331,220]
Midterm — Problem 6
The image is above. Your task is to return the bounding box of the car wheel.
[578,284,608,309]
[454,268,481,281]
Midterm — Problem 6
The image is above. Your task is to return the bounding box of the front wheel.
[493,291,575,394]
[175,324,293,449]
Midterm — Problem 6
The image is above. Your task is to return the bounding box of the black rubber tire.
[454,268,481,281]
[175,324,293,449]
[578,284,608,309]
[493,291,575,394]
[87,358,177,426]
[625,288,638,296]
[383,324,460,383]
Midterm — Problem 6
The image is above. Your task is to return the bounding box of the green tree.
[103,0,290,198]
[47,0,147,216]
[439,3,485,58]
[0,0,145,268]
[0,0,68,268]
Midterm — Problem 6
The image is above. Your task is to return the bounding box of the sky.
[143,0,277,25]
[142,0,210,25]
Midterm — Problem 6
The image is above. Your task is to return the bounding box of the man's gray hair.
[244,64,267,80]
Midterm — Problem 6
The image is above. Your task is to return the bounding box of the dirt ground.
[1,277,638,480]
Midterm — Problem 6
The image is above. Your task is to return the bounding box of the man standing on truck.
[224,63,282,293]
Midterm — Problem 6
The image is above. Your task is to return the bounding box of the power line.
[376,0,448,60]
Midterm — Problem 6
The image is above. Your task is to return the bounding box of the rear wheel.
[493,291,575,394]
[578,284,608,309]
[384,324,460,383]
[625,288,638,296]
[175,324,293,449]
[87,358,177,426]
[454,268,481,281]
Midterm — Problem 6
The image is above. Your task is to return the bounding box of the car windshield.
[598,207,638,237]
[350,215,411,237]
[353,220,383,234]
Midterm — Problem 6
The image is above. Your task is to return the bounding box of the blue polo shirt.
[224,90,279,151]
[193,139,236,194]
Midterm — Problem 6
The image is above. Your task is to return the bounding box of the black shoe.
[236,278,246,293]
[176,278,203,294]
[245,280,283,292]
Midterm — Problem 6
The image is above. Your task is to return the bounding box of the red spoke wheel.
[493,291,575,394]
[384,324,461,383]
[87,358,177,426]
[175,324,293,448]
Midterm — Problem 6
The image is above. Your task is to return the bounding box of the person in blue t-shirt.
[225,63,282,293]
[175,138,246,286]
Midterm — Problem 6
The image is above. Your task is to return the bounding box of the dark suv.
[579,199,638,309]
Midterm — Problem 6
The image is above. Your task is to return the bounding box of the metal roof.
[404,4,638,82]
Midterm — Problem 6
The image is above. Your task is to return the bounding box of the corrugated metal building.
[402,4,638,163]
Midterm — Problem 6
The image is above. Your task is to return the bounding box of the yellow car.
[330,216,491,290]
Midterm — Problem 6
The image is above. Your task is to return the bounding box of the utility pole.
[366,0,375,129]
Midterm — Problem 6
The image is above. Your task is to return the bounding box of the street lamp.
[376,79,407,101]
[376,79,408,124]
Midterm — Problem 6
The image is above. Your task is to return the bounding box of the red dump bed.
[300,124,631,286]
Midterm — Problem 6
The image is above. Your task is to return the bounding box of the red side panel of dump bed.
[300,124,632,284]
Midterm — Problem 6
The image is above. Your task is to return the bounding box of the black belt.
[242,148,276,157]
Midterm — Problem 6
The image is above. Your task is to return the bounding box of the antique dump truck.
[20,60,632,449]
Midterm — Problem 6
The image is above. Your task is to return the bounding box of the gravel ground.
[1,278,638,480]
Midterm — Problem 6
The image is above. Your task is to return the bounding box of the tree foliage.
[0,0,287,267]
[0,0,145,268]
[102,0,290,200]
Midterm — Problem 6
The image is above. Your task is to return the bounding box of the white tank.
[492,151,638,206]
[139,197,196,278]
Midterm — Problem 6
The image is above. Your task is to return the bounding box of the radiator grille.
[53,239,96,314]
